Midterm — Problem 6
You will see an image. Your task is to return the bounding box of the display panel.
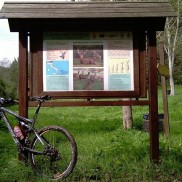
[43,32,134,92]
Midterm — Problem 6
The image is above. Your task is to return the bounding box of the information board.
[43,32,134,92]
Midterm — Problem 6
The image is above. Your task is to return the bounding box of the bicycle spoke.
[30,126,77,180]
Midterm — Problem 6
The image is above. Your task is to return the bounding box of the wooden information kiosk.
[0,1,175,162]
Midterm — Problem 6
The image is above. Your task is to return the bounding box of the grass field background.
[1,86,182,181]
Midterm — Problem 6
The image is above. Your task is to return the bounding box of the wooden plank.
[148,30,159,162]
[0,12,176,19]
[1,7,175,13]
[159,42,170,136]
[40,90,140,99]
[8,18,167,32]
[0,1,175,19]
[29,100,150,107]
[30,32,43,96]
[19,32,28,118]
[138,30,147,97]
[133,32,140,94]
[2,2,174,10]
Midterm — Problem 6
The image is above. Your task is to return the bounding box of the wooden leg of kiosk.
[148,30,159,162]
[18,32,28,161]
[19,31,28,118]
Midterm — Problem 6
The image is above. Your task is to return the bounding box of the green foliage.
[173,34,182,85]
[157,0,182,87]
[170,0,182,15]
[0,58,19,98]
[171,0,182,83]
[0,78,7,97]
[9,59,19,98]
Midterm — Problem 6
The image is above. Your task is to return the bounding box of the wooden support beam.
[19,32,28,117]
[159,42,170,136]
[139,30,147,97]
[30,32,43,97]
[29,100,150,107]
[148,30,159,162]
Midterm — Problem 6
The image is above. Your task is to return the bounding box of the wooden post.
[30,32,43,97]
[159,42,170,136]
[148,30,159,162]
[19,32,28,118]
[139,30,147,97]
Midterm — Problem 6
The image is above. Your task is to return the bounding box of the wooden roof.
[0,1,176,32]
[0,1,175,19]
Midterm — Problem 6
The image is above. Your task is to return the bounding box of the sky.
[0,0,67,62]
[0,1,18,61]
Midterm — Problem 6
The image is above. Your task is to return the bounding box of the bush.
[0,78,7,97]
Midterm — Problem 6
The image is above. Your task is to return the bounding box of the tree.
[0,57,11,67]
[0,58,19,98]
[157,0,182,95]
[0,78,7,97]
[9,58,19,98]
[122,99,133,129]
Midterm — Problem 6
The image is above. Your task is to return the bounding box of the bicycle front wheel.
[30,125,77,180]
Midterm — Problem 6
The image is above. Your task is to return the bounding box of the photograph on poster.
[73,45,103,67]
[73,68,104,90]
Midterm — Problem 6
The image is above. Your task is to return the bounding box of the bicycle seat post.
[32,99,43,125]
[31,95,51,127]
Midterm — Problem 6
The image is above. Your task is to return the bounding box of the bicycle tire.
[30,125,77,180]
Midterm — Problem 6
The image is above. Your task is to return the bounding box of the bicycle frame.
[0,95,77,180]
[0,108,20,147]
[0,102,50,155]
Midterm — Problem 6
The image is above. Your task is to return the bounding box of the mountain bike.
[0,95,77,180]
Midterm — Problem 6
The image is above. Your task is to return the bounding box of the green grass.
[1,86,182,181]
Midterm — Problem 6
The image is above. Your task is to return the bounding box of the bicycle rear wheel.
[30,125,77,180]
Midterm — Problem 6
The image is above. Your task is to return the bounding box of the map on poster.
[46,61,69,75]
[43,32,134,91]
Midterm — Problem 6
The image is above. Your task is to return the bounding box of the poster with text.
[107,39,134,90]
[43,40,70,91]
[43,32,134,91]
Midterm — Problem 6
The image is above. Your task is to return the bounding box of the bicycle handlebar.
[0,98,18,106]
[0,95,51,106]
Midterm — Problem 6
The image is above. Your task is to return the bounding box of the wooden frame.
[29,31,144,99]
